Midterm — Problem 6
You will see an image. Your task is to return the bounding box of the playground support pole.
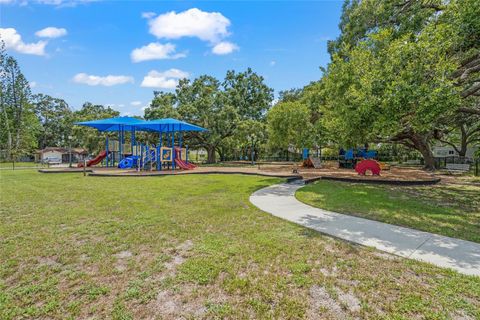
[186,145,189,164]
[179,131,183,161]
[131,128,136,151]
[171,126,175,170]
[140,144,143,170]
[122,125,125,161]
[159,132,163,171]
[106,136,109,167]
[118,127,122,164]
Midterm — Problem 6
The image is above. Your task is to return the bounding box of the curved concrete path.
[250,181,480,276]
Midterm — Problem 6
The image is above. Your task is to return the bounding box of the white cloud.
[131,101,142,106]
[212,41,238,55]
[141,69,189,89]
[270,60,276,66]
[0,28,47,56]
[141,12,156,19]
[35,27,67,38]
[148,8,231,43]
[0,0,14,4]
[29,81,37,88]
[130,42,186,63]
[72,73,134,86]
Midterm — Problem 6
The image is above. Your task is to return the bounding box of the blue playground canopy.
[75,116,148,131]
[75,117,206,133]
[133,118,207,132]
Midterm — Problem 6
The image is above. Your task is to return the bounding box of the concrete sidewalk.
[249,181,480,276]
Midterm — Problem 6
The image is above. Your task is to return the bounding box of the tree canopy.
[144,68,273,162]
[318,0,480,169]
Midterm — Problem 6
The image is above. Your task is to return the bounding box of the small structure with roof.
[35,147,88,164]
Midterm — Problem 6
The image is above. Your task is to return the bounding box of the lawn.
[0,162,47,169]
[0,171,479,319]
[296,180,480,243]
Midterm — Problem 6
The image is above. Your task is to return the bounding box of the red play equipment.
[174,147,196,170]
[78,150,107,167]
[355,159,381,175]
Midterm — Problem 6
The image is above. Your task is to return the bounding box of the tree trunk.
[458,125,468,157]
[207,146,216,163]
[1,106,12,160]
[410,134,435,170]
[217,148,225,162]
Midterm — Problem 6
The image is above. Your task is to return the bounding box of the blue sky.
[1,0,342,116]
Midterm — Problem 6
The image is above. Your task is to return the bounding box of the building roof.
[37,147,88,154]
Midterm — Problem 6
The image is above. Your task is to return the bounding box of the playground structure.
[355,159,381,175]
[75,117,206,171]
[78,150,107,168]
[302,148,322,169]
[339,146,378,169]
[337,146,386,175]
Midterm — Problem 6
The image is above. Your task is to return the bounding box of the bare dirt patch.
[373,251,401,261]
[37,256,62,268]
[306,284,362,319]
[149,285,207,319]
[338,290,361,313]
[307,285,344,318]
[113,250,133,272]
[451,310,474,320]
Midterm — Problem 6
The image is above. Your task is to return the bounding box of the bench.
[406,159,421,165]
[446,163,470,173]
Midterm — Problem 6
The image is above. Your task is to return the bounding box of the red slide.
[78,150,107,167]
[175,158,197,170]
[174,147,196,170]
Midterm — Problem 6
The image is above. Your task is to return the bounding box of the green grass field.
[0,171,479,319]
[296,180,480,243]
[0,162,47,169]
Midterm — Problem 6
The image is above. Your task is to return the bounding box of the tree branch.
[461,82,480,98]
[458,107,480,115]
[436,139,461,154]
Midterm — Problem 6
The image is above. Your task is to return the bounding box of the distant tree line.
[0,44,120,161]
[0,40,275,163]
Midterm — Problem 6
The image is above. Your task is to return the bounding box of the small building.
[35,147,88,164]
[433,145,478,161]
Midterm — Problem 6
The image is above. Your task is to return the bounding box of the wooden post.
[83,159,87,176]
